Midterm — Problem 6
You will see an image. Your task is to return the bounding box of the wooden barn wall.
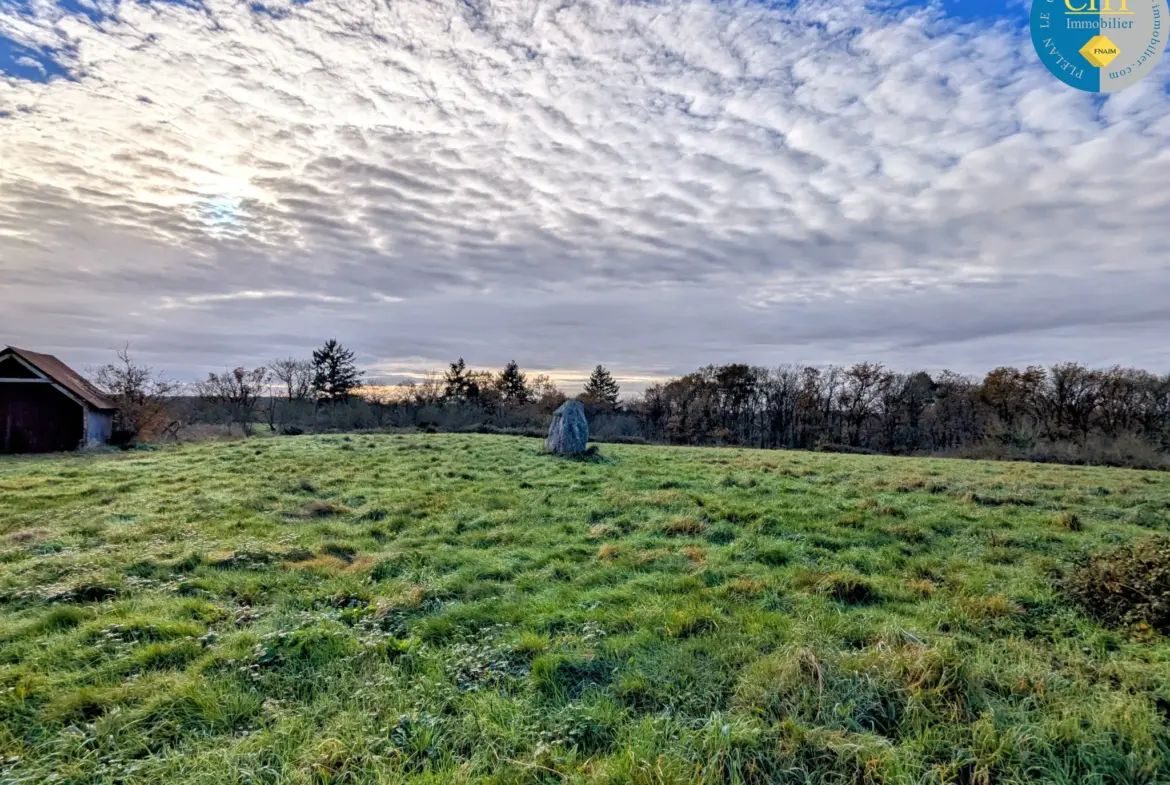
[86,410,114,447]
[0,383,84,454]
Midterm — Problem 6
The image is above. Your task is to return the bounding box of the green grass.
[1,433,1169,784]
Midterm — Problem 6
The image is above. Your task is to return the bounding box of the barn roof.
[1,346,117,411]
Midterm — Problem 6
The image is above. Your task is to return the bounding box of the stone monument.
[546,400,589,455]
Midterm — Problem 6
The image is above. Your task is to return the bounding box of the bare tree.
[266,357,313,432]
[268,358,313,401]
[92,345,180,443]
[413,371,446,406]
[393,371,446,407]
[839,363,890,447]
[529,374,566,412]
[1039,363,1099,443]
[195,366,269,436]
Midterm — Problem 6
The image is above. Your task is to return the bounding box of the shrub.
[1064,536,1170,634]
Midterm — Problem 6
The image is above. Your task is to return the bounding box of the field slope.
[1,434,1169,784]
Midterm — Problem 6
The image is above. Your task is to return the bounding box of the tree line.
[94,341,623,438]
[93,344,1170,469]
[632,363,1170,466]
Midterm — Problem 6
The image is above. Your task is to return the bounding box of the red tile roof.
[1,347,117,410]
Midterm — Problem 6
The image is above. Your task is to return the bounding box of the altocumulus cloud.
[1,0,1168,388]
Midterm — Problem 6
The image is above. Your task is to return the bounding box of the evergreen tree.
[443,358,480,402]
[311,339,361,403]
[582,364,620,408]
[496,361,532,405]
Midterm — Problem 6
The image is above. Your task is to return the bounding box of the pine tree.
[311,339,361,403]
[443,358,479,402]
[582,364,620,408]
[496,361,532,405]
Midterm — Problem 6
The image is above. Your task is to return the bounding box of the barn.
[0,346,117,454]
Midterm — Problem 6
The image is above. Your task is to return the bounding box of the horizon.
[20,340,1169,400]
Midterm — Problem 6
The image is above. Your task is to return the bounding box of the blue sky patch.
[885,0,1027,25]
[0,36,74,83]
[57,0,112,24]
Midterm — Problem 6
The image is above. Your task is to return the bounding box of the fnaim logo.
[1032,0,1168,92]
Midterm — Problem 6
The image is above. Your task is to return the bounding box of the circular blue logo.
[1031,0,1169,92]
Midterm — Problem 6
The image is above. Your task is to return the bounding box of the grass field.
[1,434,1169,784]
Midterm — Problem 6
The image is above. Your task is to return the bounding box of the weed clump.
[706,524,736,545]
[211,550,276,570]
[532,653,614,699]
[815,573,881,605]
[49,584,119,604]
[305,500,349,518]
[1064,536,1170,634]
[587,523,620,540]
[33,606,89,634]
[663,516,707,536]
[907,579,936,598]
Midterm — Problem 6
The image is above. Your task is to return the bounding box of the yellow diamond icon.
[1080,35,1120,68]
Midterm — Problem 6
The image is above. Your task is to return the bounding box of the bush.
[1064,536,1170,634]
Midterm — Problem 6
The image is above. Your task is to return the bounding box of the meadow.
[1,434,1168,784]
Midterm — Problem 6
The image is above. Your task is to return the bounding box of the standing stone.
[546,400,589,455]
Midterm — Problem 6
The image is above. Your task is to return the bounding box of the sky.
[1,0,1169,393]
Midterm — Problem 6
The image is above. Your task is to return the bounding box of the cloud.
[1,0,1168,391]
[160,290,354,308]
